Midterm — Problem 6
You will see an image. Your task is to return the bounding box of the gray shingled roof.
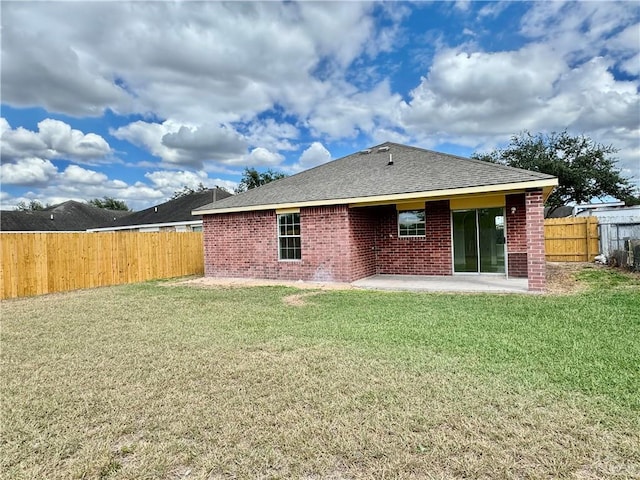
[92,188,231,229]
[195,142,556,213]
[0,201,130,231]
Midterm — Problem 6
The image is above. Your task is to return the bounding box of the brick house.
[194,143,557,291]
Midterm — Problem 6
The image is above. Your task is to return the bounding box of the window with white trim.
[398,209,426,237]
[278,213,301,260]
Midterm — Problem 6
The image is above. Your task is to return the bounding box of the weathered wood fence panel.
[0,232,204,300]
[544,217,599,262]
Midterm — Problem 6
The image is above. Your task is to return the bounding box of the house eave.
[87,220,203,232]
[194,179,558,215]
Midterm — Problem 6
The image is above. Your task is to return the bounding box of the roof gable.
[195,142,557,214]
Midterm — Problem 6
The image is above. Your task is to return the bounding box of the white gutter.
[87,220,202,232]
[194,178,558,216]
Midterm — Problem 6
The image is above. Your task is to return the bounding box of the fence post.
[585,217,591,262]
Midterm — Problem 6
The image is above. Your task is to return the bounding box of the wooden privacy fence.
[544,217,599,262]
[0,232,204,300]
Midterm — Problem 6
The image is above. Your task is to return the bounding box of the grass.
[1,266,639,479]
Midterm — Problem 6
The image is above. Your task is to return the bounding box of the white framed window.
[278,213,301,260]
[398,209,426,237]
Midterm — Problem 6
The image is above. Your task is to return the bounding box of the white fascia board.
[87,220,202,232]
[194,178,558,215]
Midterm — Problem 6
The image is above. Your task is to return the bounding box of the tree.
[622,187,640,206]
[15,200,47,211]
[234,167,287,193]
[472,131,634,214]
[170,182,208,200]
[87,197,131,211]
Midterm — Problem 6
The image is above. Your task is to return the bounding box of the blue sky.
[1,1,638,211]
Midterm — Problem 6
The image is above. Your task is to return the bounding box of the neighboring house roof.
[195,142,558,215]
[544,206,574,218]
[0,200,130,232]
[90,188,232,231]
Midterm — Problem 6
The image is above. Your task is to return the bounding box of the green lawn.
[2,267,639,479]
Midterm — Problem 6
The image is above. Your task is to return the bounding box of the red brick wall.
[203,206,355,282]
[203,201,454,282]
[203,210,277,279]
[348,207,377,280]
[299,205,352,282]
[506,193,527,278]
[375,200,452,275]
[525,190,546,291]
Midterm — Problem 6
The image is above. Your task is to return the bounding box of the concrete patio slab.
[352,274,529,293]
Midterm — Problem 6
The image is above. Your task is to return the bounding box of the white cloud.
[145,170,237,196]
[520,1,639,62]
[242,147,284,168]
[400,45,567,135]
[144,170,209,190]
[0,1,415,147]
[0,2,384,129]
[608,23,640,54]
[61,165,108,185]
[110,121,177,163]
[112,120,253,168]
[308,79,405,139]
[162,124,248,162]
[370,128,412,146]
[244,119,299,152]
[1,157,58,186]
[0,125,48,160]
[113,120,290,170]
[1,152,238,210]
[0,118,111,162]
[401,43,639,142]
[544,57,638,131]
[1,28,131,116]
[620,53,640,76]
[290,142,332,172]
[454,1,471,12]
[37,119,111,159]
[477,2,510,19]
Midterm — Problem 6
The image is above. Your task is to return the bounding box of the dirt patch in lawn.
[167,276,354,291]
[545,262,594,295]
[545,262,640,295]
[282,291,324,306]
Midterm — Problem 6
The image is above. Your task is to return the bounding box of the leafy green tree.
[234,167,287,193]
[622,188,640,206]
[472,131,634,214]
[87,197,131,211]
[170,182,208,200]
[15,200,47,211]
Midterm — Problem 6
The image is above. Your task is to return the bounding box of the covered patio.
[352,274,530,293]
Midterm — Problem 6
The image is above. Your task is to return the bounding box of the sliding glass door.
[453,208,505,273]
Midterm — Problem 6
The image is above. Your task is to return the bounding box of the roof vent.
[360,149,372,154]
[154,207,158,212]
[388,153,393,166]
[378,146,390,152]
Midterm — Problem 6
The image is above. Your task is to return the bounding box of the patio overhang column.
[525,189,546,291]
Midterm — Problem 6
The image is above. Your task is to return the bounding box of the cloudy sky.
[1,1,638,211]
